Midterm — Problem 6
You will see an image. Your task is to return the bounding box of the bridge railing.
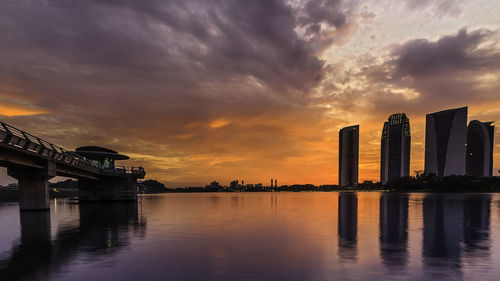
[0,121,101,173]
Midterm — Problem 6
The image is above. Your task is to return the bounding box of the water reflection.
[338,193,357,261]
[379,193,408,268]
[423,195,463,260]
[0,193,498,281]
[421,194,493,279]
[0,201,146,281]
[463,194,491,253]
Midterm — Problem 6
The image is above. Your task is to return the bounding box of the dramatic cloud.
[0,0,354,186]
[1,0,499,186]
[392,28,496,78]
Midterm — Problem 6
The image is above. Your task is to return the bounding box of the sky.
[1,0,500,187]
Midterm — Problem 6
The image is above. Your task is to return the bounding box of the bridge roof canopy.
[73,146,129,161]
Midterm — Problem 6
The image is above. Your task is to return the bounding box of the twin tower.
[338,107,495,187]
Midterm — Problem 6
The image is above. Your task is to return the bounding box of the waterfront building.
[424,107,467,177]
[339,125,359,187]
[466,121,494,177]
[380,113,411,184]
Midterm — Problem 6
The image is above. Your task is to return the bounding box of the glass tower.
[424,107,467,177]
[380,113,411,184]
[339,125,359,187]
[466,120,494,177]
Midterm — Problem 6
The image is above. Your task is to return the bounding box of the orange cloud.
[0,103,48,117]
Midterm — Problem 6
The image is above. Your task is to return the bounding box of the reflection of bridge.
[0,201,146,281]
[0,120,145,211]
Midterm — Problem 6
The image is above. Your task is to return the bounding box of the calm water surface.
[1,192,499,281]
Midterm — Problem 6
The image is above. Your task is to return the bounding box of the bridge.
[0,120,145,211]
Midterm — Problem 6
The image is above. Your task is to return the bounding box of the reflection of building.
[380,114,411,184]
[379,193,408,267]
[463,194,491,253]
[339,125,359,187]
[422,194,463,277]
[338,193,357,260]
[425,107,467,177]
[466,121,494,177]
[422,194,492,278]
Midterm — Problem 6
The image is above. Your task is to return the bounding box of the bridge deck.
[0,121,145,179]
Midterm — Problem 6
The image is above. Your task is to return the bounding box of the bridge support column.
[8,162,55,211]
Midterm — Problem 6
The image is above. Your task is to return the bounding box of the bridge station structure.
[0,120,145,211]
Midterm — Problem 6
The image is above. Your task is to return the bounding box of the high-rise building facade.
[466,120,494,177]
[380,113,411,184]
[424,107,467,177]
[339,125,359,187]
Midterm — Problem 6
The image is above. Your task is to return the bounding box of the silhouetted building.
[74,146,129,169]
[339,125,359,187]
[338,193,358,260]
[206,181,221,190]
[380,113,411,184]
[466,121,494,177]
[270,179,273,187]
[274,179,277,188]
[425,107,467,177]
[379,193,408,267]
[230,180,239,189]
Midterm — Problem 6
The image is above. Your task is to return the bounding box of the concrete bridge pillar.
[7,161,55,211]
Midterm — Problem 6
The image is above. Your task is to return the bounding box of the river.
[1,192,499,280]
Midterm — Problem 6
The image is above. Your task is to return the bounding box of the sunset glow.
[1,0,500,186]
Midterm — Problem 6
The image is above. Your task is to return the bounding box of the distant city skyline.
[1,1,500,186]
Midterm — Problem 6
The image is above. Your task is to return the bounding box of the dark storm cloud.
[0,0,352,185]
[300,0,347,28]
[0,0,355,112]
[392,28,495,78]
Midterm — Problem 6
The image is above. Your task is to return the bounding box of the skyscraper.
[466,120,494,177]
[339,125,359,187]
[380,113,411,184]
[425,107,467,177]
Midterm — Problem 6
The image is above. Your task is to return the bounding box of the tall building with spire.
[339,125,359,187]
[380,113,411,184]
[466,120,494,177]
[425,107,467,177]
